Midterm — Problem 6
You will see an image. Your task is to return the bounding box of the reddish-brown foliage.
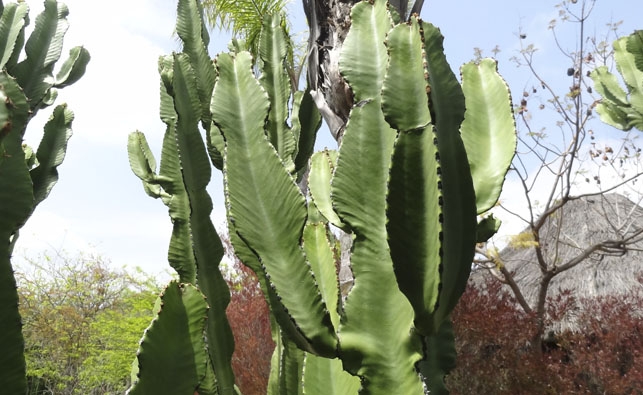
[225,261,274,395]
[448,275,643,394]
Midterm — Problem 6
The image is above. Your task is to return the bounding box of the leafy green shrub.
[16,252,159,394]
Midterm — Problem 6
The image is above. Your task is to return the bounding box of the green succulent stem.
[591,30,643,131]
[127,0,516,393]
[0,2,89,391]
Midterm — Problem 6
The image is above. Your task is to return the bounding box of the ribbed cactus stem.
[126,0,516,393]
[0,2,89,392]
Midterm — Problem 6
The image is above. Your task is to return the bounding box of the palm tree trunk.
[303,0,358,142]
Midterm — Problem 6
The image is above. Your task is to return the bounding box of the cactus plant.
[129,0,515,393]
[213,0,515,392]
[0,1,89,393]
[128,1,327,393]
[590,30,643,131]
[128,281,213,395]
[127,2,236,394]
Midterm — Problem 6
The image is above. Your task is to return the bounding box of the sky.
[13,0,643,278]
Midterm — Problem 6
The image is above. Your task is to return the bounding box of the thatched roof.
[473,193,643,332]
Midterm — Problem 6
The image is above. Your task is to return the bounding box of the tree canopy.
[16,252,160,394]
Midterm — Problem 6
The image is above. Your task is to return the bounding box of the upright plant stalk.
[127,1,237,394]
[128,0,515,393]
[212,1,515,393]
[0,2,89,393]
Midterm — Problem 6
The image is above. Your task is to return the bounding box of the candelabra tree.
[0,1,90,393]
[127,0,516,394]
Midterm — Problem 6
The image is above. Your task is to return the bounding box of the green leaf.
[302,221,340,329]
[202,0,288,56]
[159,123,198,284]
[386,125,443,332]
[332,3,425,391]
[131,52,238,394]
[129,282,209,395]
[278,340,305,395]
[626,30,643,73]
[591,65,637,130]
[383,17,477,336]
[460,59,516,214]
[228,224,314,368]
[4,6,26,72]
[0,71,31,241]
[196,357,219,395]
[0,75,29,389]
[615,34,643,92]
[590,32,643,132]
[267,323,283,395]
[170,53,209,190]
[128,58,197,284]
[591,65,629,107]
[127,131,163,199]
[158,55,177,125]
[206,121,224,170]
[333,102,424,394]
[0,77,11,147]
[422,21,466,141]
[420,20,477,332]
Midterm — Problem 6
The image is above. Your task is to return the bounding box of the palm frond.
[202,0,288,44]
[203,0,304,89]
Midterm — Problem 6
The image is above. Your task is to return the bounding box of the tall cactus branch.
[302,0,426,141]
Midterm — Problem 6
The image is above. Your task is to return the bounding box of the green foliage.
[201,0,301,85]
[0,1,89,392]
[591,30,643,131]
[202,0,288,50]
[16,252,158,394]
[80,289,158,392]
[128,0,515,393]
